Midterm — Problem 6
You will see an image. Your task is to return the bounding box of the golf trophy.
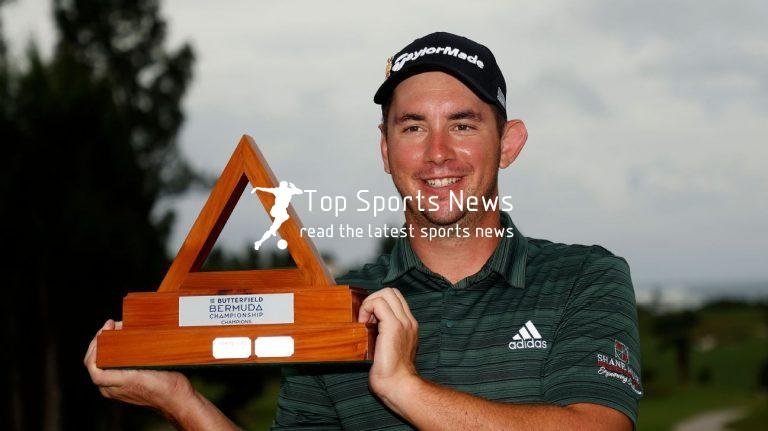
[97,135,375,368]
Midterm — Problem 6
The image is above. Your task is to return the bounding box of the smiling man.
[85,32,643,430]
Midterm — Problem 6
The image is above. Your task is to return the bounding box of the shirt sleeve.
[271,368,341,430]
[541,249,643,424]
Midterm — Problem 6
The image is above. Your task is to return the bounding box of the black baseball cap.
[373,32,507,118]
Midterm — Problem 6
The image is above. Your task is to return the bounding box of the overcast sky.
[4,1,767,296]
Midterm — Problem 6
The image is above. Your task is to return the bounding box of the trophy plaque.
[97,135,375,368]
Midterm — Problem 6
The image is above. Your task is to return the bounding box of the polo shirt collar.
[383,212,527,288]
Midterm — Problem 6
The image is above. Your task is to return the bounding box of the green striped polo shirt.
[273,212,643,430]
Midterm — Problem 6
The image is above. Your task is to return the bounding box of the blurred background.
[1,1,766,430]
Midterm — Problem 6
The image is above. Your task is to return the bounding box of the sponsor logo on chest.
[508,320,548,350]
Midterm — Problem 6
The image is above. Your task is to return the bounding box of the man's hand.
[357,287,420,404]
[84,320,242,430]
[355,291,631,430]
[84,320,194,413]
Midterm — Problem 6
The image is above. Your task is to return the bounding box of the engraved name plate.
[179,293,294,326]
[212,337,251,359]
[255,336,295,357]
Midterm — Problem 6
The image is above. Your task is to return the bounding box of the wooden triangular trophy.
[97,135,375,368]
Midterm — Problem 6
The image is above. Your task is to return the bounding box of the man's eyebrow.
[395,113,425,123]
[448,110,483,121]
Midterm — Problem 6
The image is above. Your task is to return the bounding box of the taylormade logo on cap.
[374,32,508,118]
[391,45,485,72]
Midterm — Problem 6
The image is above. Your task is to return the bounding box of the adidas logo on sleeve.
[508,320,548,350]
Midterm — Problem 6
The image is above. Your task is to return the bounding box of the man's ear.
[499,119,528,168]
[379,123,391,174]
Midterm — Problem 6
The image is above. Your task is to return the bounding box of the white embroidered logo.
[508,320,547,350]
[391,45,485,72]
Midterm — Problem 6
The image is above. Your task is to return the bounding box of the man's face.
[381,71,505,227]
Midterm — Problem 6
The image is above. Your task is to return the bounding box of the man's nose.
[424,130,455,165]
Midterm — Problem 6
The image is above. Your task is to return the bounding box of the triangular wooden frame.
[96,136,374,368]
[159,134,334,292]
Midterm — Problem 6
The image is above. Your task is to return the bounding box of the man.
[85,32,642,430]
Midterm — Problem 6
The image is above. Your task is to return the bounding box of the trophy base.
[97,322,376,368]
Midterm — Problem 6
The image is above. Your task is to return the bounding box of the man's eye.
[456,124,473,131]
[403,125,421,133]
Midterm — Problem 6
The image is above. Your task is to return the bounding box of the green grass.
[638,388,752,431]
[726,395,768,431]
[637,305,767,431]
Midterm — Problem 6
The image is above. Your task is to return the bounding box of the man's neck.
[408,210,502,284]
